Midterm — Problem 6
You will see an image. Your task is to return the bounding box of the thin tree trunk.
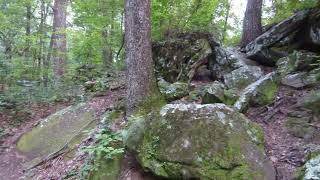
[49,0,67,81]
[25,3,32,60]
[222,0,231,42]
[240,0,263,47]
[125,0,155,116]
[40,0,49,86]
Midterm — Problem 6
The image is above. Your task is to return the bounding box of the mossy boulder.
[303,90,320,115]
[158,78,189,101]
[234,72,279,113]
[197,81,239,105]
[285,117,316,140]
[153,33,216,83]
[124,104,276,180]
[297,155,320,180]
[87,154,123,180]
[276,51,320,78]
[224,65,263,89]
[16,103,97,168]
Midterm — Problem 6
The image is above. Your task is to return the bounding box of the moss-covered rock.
[224,65,263,89]
[16,103,97,169]
[158,79,189,101]
[125,104,275,180]
[297,155,320,180]
[88,155,123,180]
[153,33,215,83]
[234,72,279,113]
[196,81,239,105]
[200,81,226,104]
[285,117,316,140]
[303,90,320,115]
[276,51,320,79]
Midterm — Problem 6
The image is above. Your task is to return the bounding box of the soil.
[0,89,125,180]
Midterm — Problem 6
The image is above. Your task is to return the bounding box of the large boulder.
[245,10,310,65]
[302,9,320,51]
[158,78,189,101]
[195,81,239,105]
[16,103,97,169]
[124,104,276,180]
[153,32,218,83]
[276,51,320,78]
[224,65,263,89]
[234,72,279,113]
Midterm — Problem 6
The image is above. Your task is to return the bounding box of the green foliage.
[79,128,124,179]
[263,0,319,24]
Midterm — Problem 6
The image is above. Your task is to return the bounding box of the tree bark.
[49,0,67,80]
[25,2,31,60]
[240,0,263,47]
[125,0,155,116]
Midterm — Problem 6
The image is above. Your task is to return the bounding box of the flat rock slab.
[16,103,97,168]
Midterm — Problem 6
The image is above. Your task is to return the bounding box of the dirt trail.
[0,89,124,180]
[247,86,315,180]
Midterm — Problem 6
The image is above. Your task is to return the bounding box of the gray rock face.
[281,72,318,88]
[306,9,320,50]
[245,10,310,65]
[277,51,320,78]
[124,104,276,180]
[234,72,279,113]
[303,90,320,115]
[158,78,189,101]
[224,65,263,89]
[299,155,320,180]
[16,103,97,169]
[153,33,217,83]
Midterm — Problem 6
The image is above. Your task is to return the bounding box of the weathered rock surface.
[17,103,97,168]
[303,90,320,115]
[277,51,320,78]
[195,81,239,105]
[281,72,319,89]
[153,32,217,83]
[245,10,310,65]
[285,117,316,140]
[224,65,263,89]
[158,78,189,101]
[234,72,279,113]
[298,155,320,180]
[124,104,276,180]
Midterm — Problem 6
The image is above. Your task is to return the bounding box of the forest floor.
[0,82,316,180]
[0,89,125,180]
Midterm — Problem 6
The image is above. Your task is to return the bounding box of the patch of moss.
[256,81,278,106]
[223,89,239,105]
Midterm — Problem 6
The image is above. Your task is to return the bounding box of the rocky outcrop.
[158,78,189,101]
[224,65,263,89]
[16,103,97,169]
[303,90,320,115]
[297,155,320,180]
[277,51,320,78]
[244,10,310,65]
[244,9,320,66]
[124,104,276,180]
[234,72,279,113]
[153,32,217,83]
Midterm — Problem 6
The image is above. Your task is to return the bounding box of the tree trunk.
[222,0,231,42]
[125,0,155,116]
[25,3,31,60]
[49,0,67,80]
[240,0,263,47]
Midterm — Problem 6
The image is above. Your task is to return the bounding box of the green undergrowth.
[79,128,124,179]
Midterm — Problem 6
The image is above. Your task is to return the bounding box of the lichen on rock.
[125,103,275,180]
